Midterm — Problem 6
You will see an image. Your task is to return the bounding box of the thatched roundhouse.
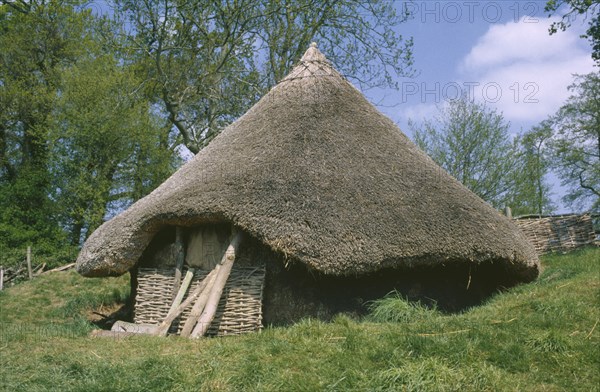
[76,44,539,331]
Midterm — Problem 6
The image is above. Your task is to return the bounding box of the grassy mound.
[0,247,598,391]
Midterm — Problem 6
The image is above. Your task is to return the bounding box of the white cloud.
[461,18,580,71]
[459,16,595,123]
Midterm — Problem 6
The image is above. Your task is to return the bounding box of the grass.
[0,247,598,391]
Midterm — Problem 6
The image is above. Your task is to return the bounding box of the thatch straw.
[76,44,539,282]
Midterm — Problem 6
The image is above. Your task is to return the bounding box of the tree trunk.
[71,221,83,246]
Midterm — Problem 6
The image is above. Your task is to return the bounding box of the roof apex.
[281,42,337,82]
[300,42,329,63]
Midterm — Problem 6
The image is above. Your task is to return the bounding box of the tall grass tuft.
[367,290,439,323]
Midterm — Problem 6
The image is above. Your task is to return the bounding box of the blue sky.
[366,1,596,212]
[372,1,594,130]
[89,0,596,212]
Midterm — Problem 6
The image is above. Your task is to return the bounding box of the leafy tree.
[0,1,178,265]
[509,124,555,216]
[49,54,177,244]
[0,0,92,257]
[411,96,518,209]
[111,0,414,153]
[112,0,262,154]
[546,72,600,212]
[545,0,600,64]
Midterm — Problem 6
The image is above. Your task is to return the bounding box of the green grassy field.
[0,247,598,391]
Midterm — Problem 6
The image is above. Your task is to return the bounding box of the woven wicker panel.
[514,214,596,254]
[134,265,265,336]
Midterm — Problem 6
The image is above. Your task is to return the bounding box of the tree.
[545,0,600,64]
[0,1,178,265]
[49,54,177,244]
[411,96,518,209]
[111,0,414,154]
[0,0,93,256]
[546,72,600,212]
[509,123,555,216]
[255,0,413,89]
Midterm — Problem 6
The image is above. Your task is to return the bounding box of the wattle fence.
[513,213,597,255]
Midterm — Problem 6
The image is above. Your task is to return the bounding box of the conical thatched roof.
[76,43,539,281]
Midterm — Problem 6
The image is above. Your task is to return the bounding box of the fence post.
[504,206,512,219]
[0,267,3,291]
[27,246,32,280]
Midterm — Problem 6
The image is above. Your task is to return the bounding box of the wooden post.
[0,267,3,291]
[26,246,32,280]
[152,269,195,336]
[153,268,221,337]
[180,265,221,337]
[111,321,160,334]
[91,330,140,338]
[169,269,195,313]
[505,206,512,219]
[191,230,242,338]
[172,227,185,299]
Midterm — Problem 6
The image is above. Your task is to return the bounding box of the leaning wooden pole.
[138,268,216,337]
[153,268,195,336]
[190,230,242,338]
[179,265,221,337]
[167,269,195,317]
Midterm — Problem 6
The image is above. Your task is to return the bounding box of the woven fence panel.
[134,265,265,336]
[514,214,596,254]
